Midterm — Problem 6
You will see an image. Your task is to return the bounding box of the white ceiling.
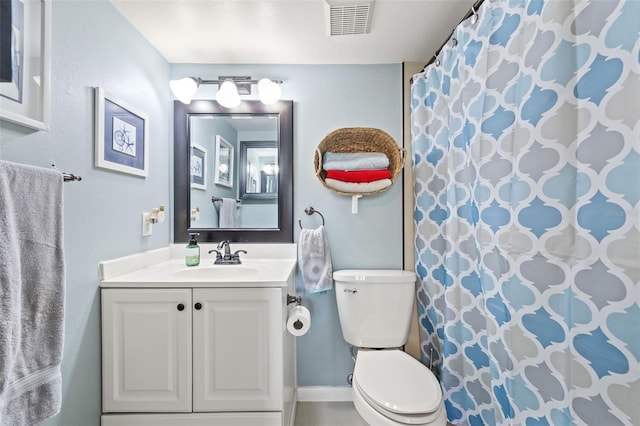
[112,0,476,65]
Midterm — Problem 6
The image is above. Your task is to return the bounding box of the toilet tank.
[334,269,416,348]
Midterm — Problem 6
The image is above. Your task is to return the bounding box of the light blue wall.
[171,64,404,386]
[0,2,171,425]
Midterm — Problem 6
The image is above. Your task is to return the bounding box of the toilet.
[334,269,447,426]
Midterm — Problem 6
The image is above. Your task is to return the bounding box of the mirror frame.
[174,100,293,243]
[239,140,278,201]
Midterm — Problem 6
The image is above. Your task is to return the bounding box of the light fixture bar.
[196,77,284,86]
[170,76,284,105]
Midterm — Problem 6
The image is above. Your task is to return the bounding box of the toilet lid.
[354,350,442,415]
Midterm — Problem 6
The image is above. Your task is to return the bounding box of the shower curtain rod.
[421,0,485,71]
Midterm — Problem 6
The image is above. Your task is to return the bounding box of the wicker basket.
[314,127,406,196]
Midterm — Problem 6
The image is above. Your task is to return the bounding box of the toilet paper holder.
[287,294,301,306]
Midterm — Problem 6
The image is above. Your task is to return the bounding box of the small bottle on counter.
[185,233,200,266]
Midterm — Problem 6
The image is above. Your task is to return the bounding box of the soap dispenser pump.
[185,233,200,266]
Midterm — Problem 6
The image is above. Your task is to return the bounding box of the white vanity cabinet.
[101,289,193,413]
[102,287,290,426]
[192,288,282,412]
[99,244,298,426]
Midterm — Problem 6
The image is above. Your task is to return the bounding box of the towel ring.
[298,206,325,229]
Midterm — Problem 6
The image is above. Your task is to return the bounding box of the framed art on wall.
[0,0,51,130]
[94,87,149,177]
[191,143,207,190]
[0,1,12,82]
[214,135,234,187]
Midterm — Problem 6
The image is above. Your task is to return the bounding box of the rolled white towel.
[324,178,392,193]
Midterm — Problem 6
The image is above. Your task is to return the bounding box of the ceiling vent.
[326,0,374,36]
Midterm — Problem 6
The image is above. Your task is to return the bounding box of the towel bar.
[63,172,81,182]
[211,196,241,203]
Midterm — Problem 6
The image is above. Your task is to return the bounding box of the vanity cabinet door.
[192,288,282,412]
[102,289,192,413]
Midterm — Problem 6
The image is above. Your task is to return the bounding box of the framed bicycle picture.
[94,87,149,177]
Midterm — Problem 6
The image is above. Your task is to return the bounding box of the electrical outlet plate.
[142,213,152,236]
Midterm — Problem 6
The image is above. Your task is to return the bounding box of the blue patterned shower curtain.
[411,1,639,425]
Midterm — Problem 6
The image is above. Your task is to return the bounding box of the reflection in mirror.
[189,116,277,228]
[240,141,278,200]
[174,100,293,243]
[213,135,234,188]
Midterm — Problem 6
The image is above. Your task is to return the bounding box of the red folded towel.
[325,169,392,183]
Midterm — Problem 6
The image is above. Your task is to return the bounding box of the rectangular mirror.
[174,100,293,243]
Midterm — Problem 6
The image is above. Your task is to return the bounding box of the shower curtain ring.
[470,6,478,24]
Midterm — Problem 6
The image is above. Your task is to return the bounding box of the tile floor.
[294,401,367,426]
[294,401,455,426]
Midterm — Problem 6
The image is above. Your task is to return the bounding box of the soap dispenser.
[185,233,200,266]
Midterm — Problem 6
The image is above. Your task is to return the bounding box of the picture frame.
[190,143,207,190]
[0,0,51,130]
[214,135,234,188]
[94,87,149,177]
[0,1,12,82]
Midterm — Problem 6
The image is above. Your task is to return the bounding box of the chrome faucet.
[217,240,231,259]
[208,240,247,264]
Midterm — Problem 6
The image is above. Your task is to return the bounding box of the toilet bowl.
[351,349,446,425]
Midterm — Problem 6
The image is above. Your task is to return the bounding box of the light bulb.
[170,77,199,104]
[258,78,282,105]
[216,80,241,108]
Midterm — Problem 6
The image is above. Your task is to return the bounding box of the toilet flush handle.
[343,288,358,294]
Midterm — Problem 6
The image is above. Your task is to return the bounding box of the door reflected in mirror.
[240,141,278,200]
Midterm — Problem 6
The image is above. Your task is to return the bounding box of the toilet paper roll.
[287,305,311,336]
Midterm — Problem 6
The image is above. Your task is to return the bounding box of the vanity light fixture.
[216,80,241,108]
[169,76,284,107]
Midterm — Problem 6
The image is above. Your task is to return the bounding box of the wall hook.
[351,195,362,214]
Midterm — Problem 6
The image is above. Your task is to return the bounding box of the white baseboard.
[296,386,353,402]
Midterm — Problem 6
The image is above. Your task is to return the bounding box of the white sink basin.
[172,265,260,280]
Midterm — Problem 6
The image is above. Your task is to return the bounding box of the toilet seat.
[353,350,443,424]
[353,376,445,424]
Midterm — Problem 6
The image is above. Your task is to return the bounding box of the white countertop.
[99,243,297,288]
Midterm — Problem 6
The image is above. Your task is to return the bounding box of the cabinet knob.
[194,302,202,310]
[177,303,185,311]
